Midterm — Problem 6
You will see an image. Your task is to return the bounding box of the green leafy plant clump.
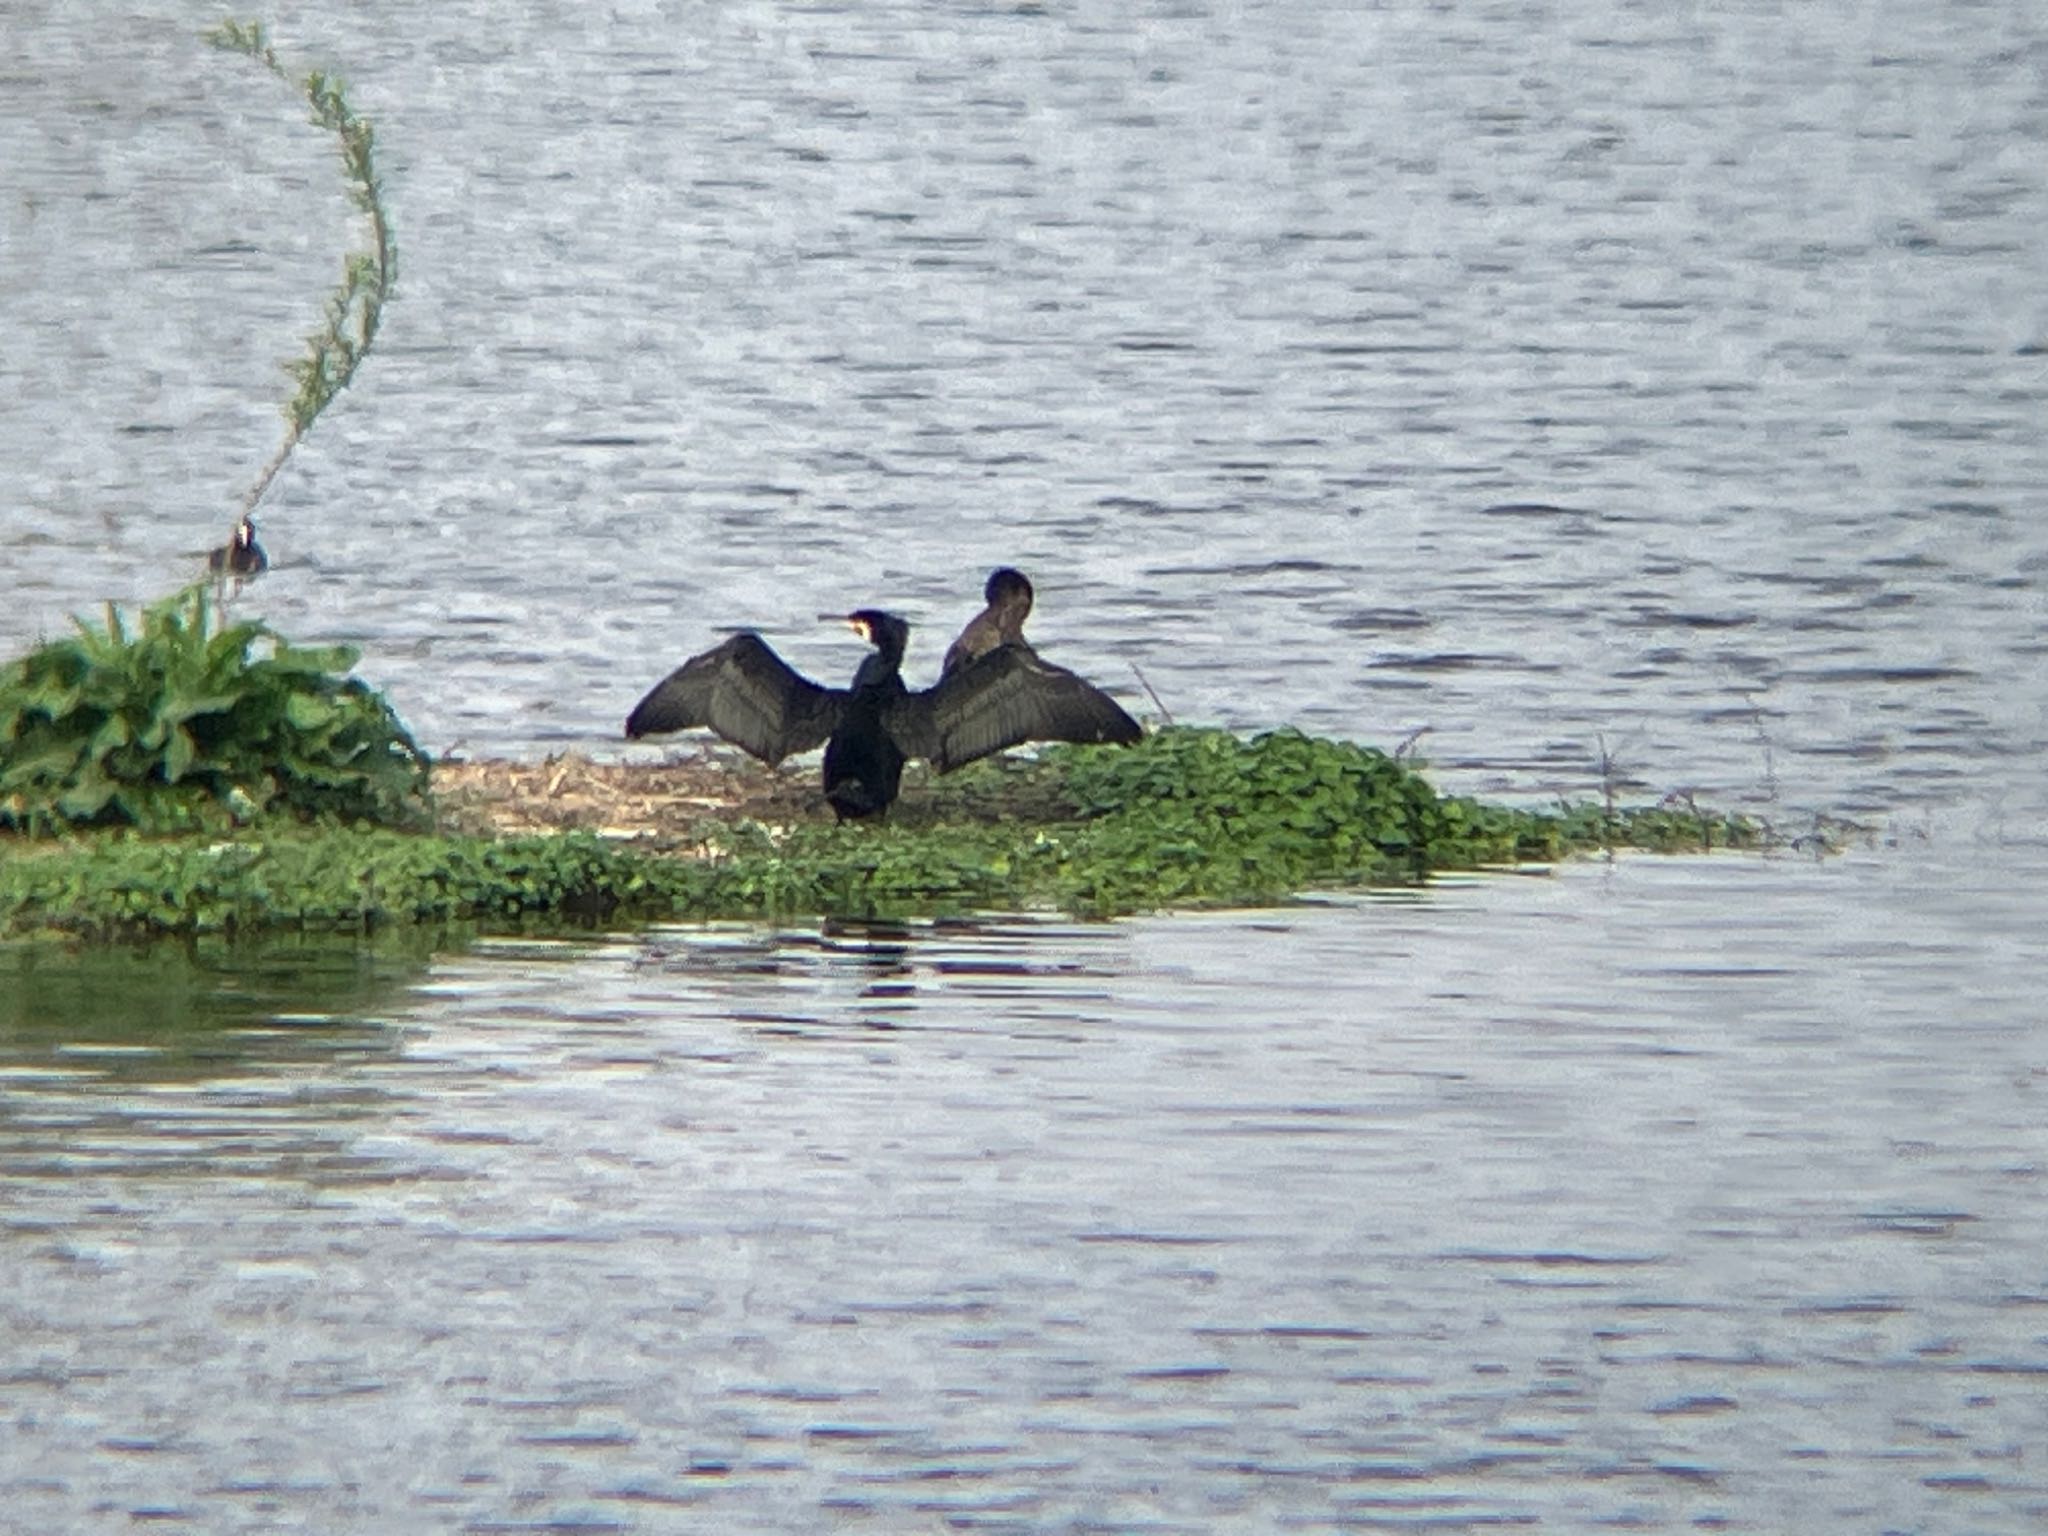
[0,584,428,834]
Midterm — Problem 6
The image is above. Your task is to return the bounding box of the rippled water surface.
[4,0,2047,1530]
[6,872,2047,1531]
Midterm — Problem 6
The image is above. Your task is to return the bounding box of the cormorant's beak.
[834,614,871,643]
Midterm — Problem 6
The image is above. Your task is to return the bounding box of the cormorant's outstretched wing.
[624,632,846,764]
[891,645,1141,772]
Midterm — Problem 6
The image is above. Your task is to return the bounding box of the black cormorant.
[208,516,268,577]
[625,607,1140,820]
[942,566,1035,676]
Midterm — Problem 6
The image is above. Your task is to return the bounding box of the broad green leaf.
[0,738,84,788]
[268,641,359,676]
[164,724,196,785]
[56,768,117,818]
[88,712,133,760]
[155,690,245,728]
[284,694,337,731]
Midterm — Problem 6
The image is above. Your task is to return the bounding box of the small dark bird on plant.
[208,516,268,578]
[625,607,1140,820]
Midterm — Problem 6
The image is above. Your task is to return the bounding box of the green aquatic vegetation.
[770,728,1764,917]
[207,17,396,515]
[0,726,1777,940]
[0,584,429,834]
[0,828,709,941]
[707,727,1765,918]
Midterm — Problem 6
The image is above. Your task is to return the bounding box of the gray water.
[4,0,2047,1530]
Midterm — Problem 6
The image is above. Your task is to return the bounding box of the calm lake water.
[4,0,2047,1530]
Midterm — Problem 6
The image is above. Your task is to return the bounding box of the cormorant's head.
[985,567,1033,606]
[235,517,259,549]
[842,609,910,656]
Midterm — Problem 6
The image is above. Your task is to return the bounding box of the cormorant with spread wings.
[624,606,1139,819]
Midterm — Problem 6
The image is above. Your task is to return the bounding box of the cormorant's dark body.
[942,567,1034,677]
[821,622,911,819]
[625,605,1138,820]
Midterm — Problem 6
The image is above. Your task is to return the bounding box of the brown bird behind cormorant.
[942,566,1034,677]
[624,607,1140,820]
[208,516,268,577]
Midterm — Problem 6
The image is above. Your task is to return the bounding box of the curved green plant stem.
[206,18,397,520]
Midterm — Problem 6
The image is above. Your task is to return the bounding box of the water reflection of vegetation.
[0,727,1777,940]
[0,930,440,1084]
